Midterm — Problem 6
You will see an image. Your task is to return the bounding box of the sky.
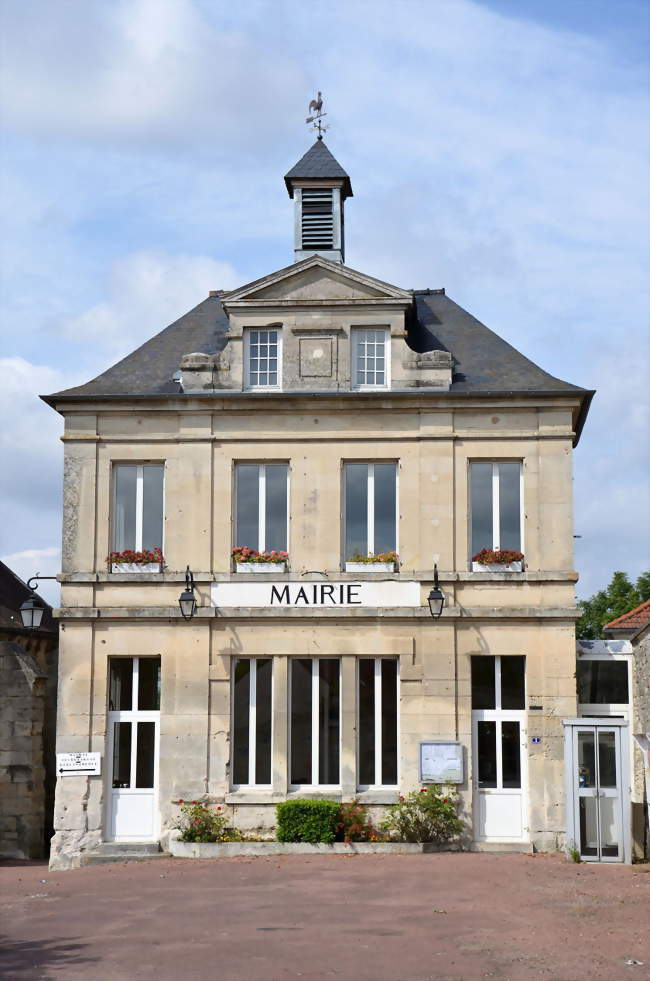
[0,0,648,607]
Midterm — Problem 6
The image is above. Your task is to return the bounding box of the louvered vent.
[301,189,334,249]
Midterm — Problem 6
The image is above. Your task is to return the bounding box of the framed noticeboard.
[419,742,464,784]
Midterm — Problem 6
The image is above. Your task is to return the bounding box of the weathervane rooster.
[306,91,329,139]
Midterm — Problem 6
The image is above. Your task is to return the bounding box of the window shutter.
[301,189,334,249]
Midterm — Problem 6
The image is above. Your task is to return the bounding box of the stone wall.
[0,642,48,859]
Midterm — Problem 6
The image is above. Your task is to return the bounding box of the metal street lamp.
[427,564,445,620]
[19,574,57,629]
[178,566,197,620]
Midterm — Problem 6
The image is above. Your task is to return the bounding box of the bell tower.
[284,138,353,264]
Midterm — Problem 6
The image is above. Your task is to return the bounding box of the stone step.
[95,841,162,855]
[81,851,171,866]
[470,840,534,854]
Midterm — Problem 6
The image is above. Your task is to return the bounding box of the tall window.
[108,657,160,790]
[470,462,522,556]
[232,658,273,786]
[472,656,525,791]
[352,328,389,389]
[235,463,288,552]
[358,658,398,787]
[344,462,397,559]
[112,464,164,552]
[245,328,280,389]
[290,658,340,786]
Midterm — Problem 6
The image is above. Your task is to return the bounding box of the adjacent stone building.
[0,561,58,858]
[43,139,596,869]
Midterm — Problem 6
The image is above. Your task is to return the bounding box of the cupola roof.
[284,139,353,199]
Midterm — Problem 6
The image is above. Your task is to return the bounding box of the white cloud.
[63,250,242,360]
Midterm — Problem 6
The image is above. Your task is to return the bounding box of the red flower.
[420,788,427,793]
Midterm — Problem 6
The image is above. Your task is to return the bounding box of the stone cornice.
[54,605,581,621]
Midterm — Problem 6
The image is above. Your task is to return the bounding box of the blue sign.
[531,737,541,744]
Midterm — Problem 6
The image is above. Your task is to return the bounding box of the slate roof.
[0,560,57,635]
[284,139,353,199]
[604,599,650,635]
[42,276,594,444]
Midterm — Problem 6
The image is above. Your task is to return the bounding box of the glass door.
[107,657,160,841]
[574,725,623,862]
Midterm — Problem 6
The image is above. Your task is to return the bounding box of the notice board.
[419,742,464,784]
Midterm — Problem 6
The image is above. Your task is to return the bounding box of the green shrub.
[276,799,340,843]
[335,799,377,842]
[173,799,242,843]
[380,785,464,844]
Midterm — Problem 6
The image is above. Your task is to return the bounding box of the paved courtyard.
[1,852,648,980]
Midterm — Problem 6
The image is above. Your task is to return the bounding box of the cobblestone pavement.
[1,853,648,980]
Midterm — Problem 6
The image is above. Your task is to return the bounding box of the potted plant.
[345,551,399,573]
[108,548,164,573]
[232,546,288,573]
[471,548,524,572]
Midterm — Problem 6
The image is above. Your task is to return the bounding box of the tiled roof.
[604,599,650,632]
[284,140,353,199]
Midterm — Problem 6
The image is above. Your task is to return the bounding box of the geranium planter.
[236,562,287,574]
[345,562,396,573]
[472,561,523,573]
[111,562,162,574]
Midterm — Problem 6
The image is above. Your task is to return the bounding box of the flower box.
[111,562,162,574]
[472,561,523,573]
[345,562,396,573]
[236,562,288,574]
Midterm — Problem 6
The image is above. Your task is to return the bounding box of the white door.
[570,723,626,863]
[473,711,527,840]
[106,657,160,841]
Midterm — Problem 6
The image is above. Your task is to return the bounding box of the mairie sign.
[211,579,421,609]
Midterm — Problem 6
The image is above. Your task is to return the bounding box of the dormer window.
[352,328,390,390]
[244,328,281,390]
[301,189,334,251]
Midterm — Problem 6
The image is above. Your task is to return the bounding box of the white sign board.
[57,752,101,776]
[420,742,463,784]
[212,580,420,609]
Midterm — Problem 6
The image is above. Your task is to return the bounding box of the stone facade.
[44,141,593,869]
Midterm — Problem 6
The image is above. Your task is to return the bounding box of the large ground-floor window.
[290,658,340,787]
[232,658,273,787]
[358,658,398,787]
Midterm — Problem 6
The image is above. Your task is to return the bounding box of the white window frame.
[244,327,282,391]
[289,657,341,790]
[356,657,400,790]
[469,460,524,554]
[231,657,273,790]
[343,461,399,558]
[111,463,165,553]
[351,327,390,391]
[234,462,290,553]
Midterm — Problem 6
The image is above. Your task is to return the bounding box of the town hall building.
[43,136,599,869]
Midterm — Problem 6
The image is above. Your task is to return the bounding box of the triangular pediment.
[222,256,412,304]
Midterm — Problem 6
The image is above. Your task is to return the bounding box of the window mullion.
[495,719,503,790]
[129,659,139,788]
[259,465,266,552]
[249,659,257,784]
[492,463,500,550]
[374,659,382,786]
[367,465,375,555]
[312,660,319,785]
[135,466,144,551]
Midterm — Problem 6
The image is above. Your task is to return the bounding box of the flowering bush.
[380,785,464,844]
[348,552,399,565]
[173,799,242,843]
[232,547,288,564]
[472,548,524,565]
[335,799,378,842]
[108,548,163,565]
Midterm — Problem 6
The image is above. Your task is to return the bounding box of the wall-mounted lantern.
[178,566,197,620]
[19,574,57,629]
[427,564,445,620]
